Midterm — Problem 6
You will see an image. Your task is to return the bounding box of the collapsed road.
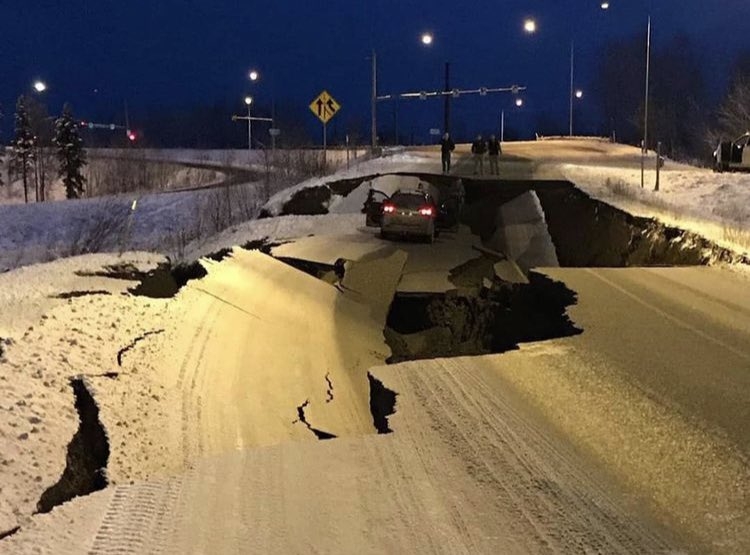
[2,169,749,554]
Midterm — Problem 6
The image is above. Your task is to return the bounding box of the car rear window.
[391,193,427,209]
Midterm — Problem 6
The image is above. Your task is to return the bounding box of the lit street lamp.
[502,96,524,143]
[249,70,259,82]
[575,89,583,99]
[421,32,434,46]
[524,18,579,137]
[33,80,47,93]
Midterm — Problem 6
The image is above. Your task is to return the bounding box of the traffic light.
[127,130,136,142]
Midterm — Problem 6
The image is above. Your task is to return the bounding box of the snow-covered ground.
[88,147,370,170]
[0,160,226,207]
[0,151,435,273]
[0,181,266,272]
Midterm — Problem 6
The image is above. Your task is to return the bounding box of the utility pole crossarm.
[231,115,274,122]
[377,85,526,103]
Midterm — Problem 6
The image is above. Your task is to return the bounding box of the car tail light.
[418,206,434,217]
[382,203,395,213]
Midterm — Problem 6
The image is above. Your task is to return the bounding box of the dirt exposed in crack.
[385,272,582,362]
[263,175,376,217]
[294,400,338,440]
[0,337,10,361]
[52,290,113,299]
[275,257,336,280]
[36,378,110,514]
[324,373,334,403]
[270,172,464,218]
[368,373,397,434]
[117,329,165,366]
[0,526,20,541]
[74,239,287,300]
[460,179,750,268]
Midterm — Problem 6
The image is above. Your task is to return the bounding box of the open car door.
[364,189,389,227]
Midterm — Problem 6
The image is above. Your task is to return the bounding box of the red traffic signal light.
[127,131,136,142]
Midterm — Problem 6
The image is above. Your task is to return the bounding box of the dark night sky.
[2,0,749,143]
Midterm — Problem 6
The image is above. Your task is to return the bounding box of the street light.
[371,33,434,151]
[33,80,47,93]
[601,2,610,9]
[575,89,583,99]
[525,15,579,137]
[502,97,524,143]
[249,70,259,82]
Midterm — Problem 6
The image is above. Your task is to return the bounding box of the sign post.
[309,90,341,168]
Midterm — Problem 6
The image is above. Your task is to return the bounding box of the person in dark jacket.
[471,135,487,176]
[440,132,455,174]
[487,134,501,176]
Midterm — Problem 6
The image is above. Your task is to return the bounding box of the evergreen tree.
[11,96,36,203]
[54,103,87,199]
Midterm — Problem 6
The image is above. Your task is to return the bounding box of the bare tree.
[711,52,750,142]
[596,34,708,159]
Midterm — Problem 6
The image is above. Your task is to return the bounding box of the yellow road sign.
[309,90,341,124]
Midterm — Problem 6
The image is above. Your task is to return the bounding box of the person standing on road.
[487,134,501,176]
[471,134,487,176]
[440,132,455,174]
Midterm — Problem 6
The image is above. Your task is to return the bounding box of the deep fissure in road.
[459,178,749,268]
[117,329,165,366]
[79,238,288,300]
[385,272,582,362]
[294,399,338,440]
[368,373,397,434]
[294,174,748,268]
[52,290,113,299]
[36,378,110,514]
[0,526,20,542]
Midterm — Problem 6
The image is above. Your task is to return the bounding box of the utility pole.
[641,15,652,189]
[371,50,377,152]
[443,62,451,135]
[569,40,575,137]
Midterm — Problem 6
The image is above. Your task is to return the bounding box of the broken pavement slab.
[488,191,559,272]
[493,259,529,284]
[139,248,396,458]
[339,249,408,324]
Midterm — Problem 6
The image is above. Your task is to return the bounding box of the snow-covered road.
[2,139,749,553]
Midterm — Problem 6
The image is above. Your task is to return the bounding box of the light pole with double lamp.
[523,19,585,137]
